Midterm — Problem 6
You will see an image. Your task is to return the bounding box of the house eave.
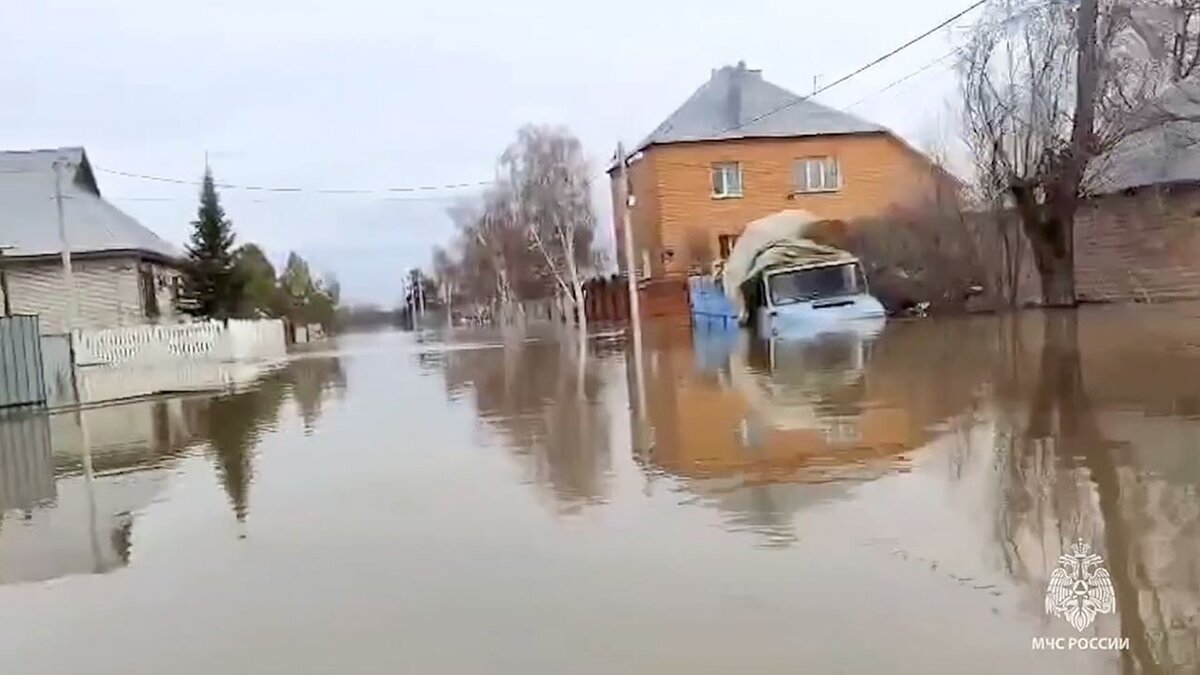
[1,248,182,267]
[1091,178,1200,197]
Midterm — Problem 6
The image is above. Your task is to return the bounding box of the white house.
[0,147,182,333]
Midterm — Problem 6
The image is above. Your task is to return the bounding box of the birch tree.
[500,125,597,335]
[444,186,543,325]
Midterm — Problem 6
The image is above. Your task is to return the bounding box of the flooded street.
[4,305,1200,673]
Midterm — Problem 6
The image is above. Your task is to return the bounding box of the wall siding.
[611,133,943,277]
[5,257,180,333]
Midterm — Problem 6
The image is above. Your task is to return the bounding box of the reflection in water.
[0,355,345,585]
[6,314,1200,672]
[706,309,1200,671]
[632,319,1002,546]
[987,310,1200,673]
[431,336,613,512]
[617,309,1200,671]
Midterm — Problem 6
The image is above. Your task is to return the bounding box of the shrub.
[844,201,989,315]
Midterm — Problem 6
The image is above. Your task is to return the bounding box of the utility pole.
[616,142,647,419]
[417,274,426,317]
[401,275,412,325]
[53,158,80,334]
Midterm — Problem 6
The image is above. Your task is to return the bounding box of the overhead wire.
[95,166,495,196]
[702,0,988,138]
[617,1,1056,180]
[94,0,991,203]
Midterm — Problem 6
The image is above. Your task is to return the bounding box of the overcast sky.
[1,0,974,305]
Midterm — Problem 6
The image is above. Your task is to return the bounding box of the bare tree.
[441,184,550,325]
[430,126,597,329]
[431,244,458,327]
[960,0,1191,306]
[1124,0,1200,80]
[500,125,597,335]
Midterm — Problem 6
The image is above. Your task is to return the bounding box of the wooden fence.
[582,276,691,322]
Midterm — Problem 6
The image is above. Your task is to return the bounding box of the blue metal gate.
[0,315,47,408]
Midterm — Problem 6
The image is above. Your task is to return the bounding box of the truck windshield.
[767,263,864,305]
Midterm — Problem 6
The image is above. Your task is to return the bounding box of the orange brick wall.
[609,151,667,277]
[610,132,945,277]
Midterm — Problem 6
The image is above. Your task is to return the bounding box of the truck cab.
[746,259,886,336]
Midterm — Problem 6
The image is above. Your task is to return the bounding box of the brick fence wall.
[989,185,1200,306]
[1074,186,1200,303]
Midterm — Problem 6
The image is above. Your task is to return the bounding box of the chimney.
[726,61,748,128]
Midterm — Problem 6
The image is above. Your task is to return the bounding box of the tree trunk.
[1013,186,1078,308]
[1029,229,1077,307]
[567,261,587,338]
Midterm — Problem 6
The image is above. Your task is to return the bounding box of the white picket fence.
[72,319,287,367]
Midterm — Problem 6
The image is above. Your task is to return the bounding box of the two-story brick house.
[610,62,953,279]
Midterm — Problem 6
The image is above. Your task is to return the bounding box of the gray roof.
[0,148,179,262]
[636,63,886,151]
[1090,83,1200,193]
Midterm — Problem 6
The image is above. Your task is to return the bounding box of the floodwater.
[3,306,1200,674]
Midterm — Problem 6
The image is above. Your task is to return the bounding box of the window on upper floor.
[793,157,841,193]
[711,162,743,198]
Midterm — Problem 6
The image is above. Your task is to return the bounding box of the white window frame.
[711,162,743,198]
[793,157,841,193]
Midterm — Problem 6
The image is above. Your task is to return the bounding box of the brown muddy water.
[3,305,1200,674]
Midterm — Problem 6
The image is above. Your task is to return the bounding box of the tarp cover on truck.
[720,210,857,322]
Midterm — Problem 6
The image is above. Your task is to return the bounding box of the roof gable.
[636,63,886,151]
[0,147,179,262]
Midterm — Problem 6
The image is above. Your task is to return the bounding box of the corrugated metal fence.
[0,412,54,511]
[0,315,48,409]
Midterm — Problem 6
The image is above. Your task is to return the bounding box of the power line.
[95,166,495,195]
[843,49,961,110]
[83,1,990,203]
[841,0,1055,111]
[708,0,988,136]
[109,191,474,205]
